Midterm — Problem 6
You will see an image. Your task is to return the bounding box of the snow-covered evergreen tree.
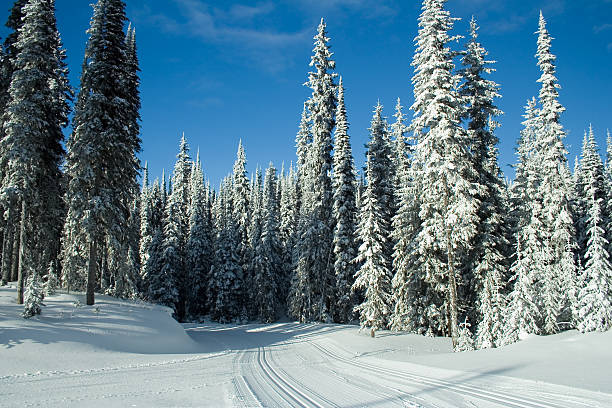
[575,126,609,268]
[367,102,394,261]
[247,167,264,304]
[61,0,139,306]
[509,98,541,237]
[253,164,282,323]
[232,140,251,317]
[186,154,213,318]
[606,129,612,256]
[211,178,243,322]
[167,135,191,320]
[353,155,393,335]
[390,98,410,193]
[0,0,27,161]
[141,178,164,301]
[123,23,140,160]
[390,129,426,332]
[22,269,43,319]
[410,0,480,344]
[290,18,337,322]
[138,163,153,295]
[459,17,507,348]
[502,235,541,345]
[331,78,357,323]
[279,165,299,307]
[296,103,311,183]
[44,261,59,297]
[576,147,612,332]
[533,13,577,333]
[152,187,181,313]
[1,0,70,304]
[455,319,475,352]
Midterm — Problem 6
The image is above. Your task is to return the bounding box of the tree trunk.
[16,200,27,305]
[1,220,13,284]
[86,239,98,305]
[11,219,20,282]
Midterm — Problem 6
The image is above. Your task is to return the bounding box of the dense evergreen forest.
[1,0,610,351]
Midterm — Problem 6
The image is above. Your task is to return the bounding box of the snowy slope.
[1,286,611,407]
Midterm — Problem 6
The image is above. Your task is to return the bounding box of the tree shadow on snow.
[185,321,348,354]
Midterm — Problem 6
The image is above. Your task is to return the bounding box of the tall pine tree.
[353,154,392,336]
[61,0,140,305]
[290,18,337,322]
[459,17,507,348]
[410,0,480,345]
[331,78,357,323]
[1,0,70,303]
[533,13,577,333]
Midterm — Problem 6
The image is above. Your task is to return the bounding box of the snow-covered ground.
[1,286,611,407]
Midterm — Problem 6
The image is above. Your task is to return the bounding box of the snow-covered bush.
[23,272,44,319]
[44,261,59,296]
[454,319,475,352]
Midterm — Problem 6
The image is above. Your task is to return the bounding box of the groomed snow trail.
[2,289,611,407]
[185,323,611,408]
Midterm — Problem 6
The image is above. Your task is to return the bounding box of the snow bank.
[0,286,201,375]
[320,324,612,394]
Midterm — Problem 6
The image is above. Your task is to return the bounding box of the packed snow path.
[186,323,610,408]
[1,289,611,407]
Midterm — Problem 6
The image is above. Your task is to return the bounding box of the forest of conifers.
[0,0,610,352]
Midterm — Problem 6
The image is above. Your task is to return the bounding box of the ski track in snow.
[2,288,611,408]
[309,341,558,408]
[5,325,610,408]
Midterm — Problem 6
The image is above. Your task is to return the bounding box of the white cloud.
[134,0,310,73]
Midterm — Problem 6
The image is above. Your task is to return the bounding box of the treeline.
[1,0,610,351]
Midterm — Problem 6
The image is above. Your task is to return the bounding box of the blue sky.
[2,0,611,186]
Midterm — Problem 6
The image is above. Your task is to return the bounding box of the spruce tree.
[244,168,261,313]
[353,155,392,336]
[390,99,426,333]
[1,0,70,303]
[253,164,282,323]
[576,133,612,332]
[331,78,357,323]
[22,269,43,319]
[142,179,166,302]
[186,154,213,318]
[533,13,577,333]
[0,0,27,147]
[509,98,541,237]
[44,260,59,297]
[232,140,251,317]
[606,129,612,256]
[166,135,191,320]
[455,319,475,352]
[390,98,410,194]
[503,236,541,345]
[574,133,590,260]
[0,1,28,286]
[291,18,337,322]
[576,127,609,267]
[150,195,179,312]
[279,165,299,308]
[139,163,152,294]
[211,178,243,322]
[294,103,310,229]
[410,0,480,345]
[61,0,140,305]
[367,102,394,257]
[459,17,507,348]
